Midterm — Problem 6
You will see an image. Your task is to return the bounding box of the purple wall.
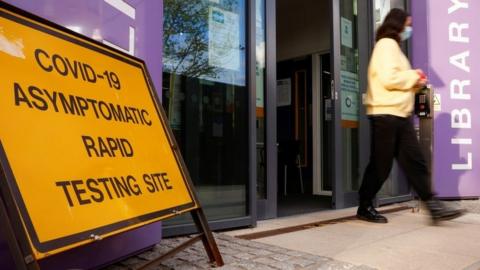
[412,0,480,198]
[1,1,164,269]
[2,0,164,94]
[0,232,12,270]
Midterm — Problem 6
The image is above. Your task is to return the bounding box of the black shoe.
[425,199,465,222]
[356,205,388,223]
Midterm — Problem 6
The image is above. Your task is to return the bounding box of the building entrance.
[258,0,403,220]
[275,0,333,217]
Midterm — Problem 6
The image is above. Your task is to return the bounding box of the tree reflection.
[163,0,217,78]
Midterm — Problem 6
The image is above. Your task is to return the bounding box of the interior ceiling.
[277,0,329,22]
[276,0,331,61]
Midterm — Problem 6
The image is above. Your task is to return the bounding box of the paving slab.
[254,208,480,270]
[225,205,404,238]
[103,200,480,270]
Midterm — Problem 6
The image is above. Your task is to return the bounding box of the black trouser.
[358,115,434,205]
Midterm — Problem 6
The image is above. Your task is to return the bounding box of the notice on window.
[375,0,391,27]
[340,71,359,121]
[277,79,291,107]
[0,4,197,259]
[208,6,240,71]
[341,17,353,49]
[256,66,265,109]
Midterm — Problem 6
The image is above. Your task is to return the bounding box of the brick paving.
[103,233,376,270]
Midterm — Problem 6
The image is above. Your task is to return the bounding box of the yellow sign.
[0,5,197,258]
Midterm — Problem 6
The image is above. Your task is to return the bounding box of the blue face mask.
[400,26,413,41]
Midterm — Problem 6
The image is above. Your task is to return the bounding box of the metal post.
[191,208,224,267]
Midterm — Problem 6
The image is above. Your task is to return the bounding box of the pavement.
[104,200,480,270]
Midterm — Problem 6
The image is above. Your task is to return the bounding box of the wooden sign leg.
[191,208,224,267]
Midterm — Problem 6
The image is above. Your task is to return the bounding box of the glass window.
[374,0,407,27]
[340,0,360,192]
[256,0,266,199]
[162,0,248,223]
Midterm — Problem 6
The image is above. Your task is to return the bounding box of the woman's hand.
[414,69,428,90]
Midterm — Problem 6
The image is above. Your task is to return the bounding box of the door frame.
[331,0,373,209]
[312,52,332,196]
[331,0,413,209]
[256,0,277,220]
[375,0,414,206]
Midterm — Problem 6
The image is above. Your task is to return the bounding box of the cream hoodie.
[365,38,420,117]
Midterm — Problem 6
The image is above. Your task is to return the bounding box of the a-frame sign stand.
[0,2,223,269]
[136,208,224,270]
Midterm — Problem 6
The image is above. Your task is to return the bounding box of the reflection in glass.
[374,0,407,27]
[256,0,266,199]
[162,0,248,223]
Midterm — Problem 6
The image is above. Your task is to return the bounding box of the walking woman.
[357,8,464,223]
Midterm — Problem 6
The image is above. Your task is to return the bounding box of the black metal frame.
[331,0,343,209]
[376,0,414,206]
[247,0,258,226]
[163,216,253,237]
[358,0,375,202]
[164,0,258,234]
[256,0,278,220]
[332,0,376,209]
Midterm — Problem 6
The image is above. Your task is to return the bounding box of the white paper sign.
[208,7,240,70]
[375,0,391,25]
[277,79,291,107]
[340,71,359,121]
[341,17,352,49]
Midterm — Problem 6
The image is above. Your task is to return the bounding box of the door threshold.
[235,205,411,240]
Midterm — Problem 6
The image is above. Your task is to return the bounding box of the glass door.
[162,0,252,233]
[331,0,412,208]
[373,0,413,206]
[331,0,370,208]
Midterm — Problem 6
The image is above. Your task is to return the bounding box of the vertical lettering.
[451,109,471,128]
[449,51,470,73]
[104,0,135,19]
[103,0,136,55]
[450,79,471,100]
[449,23,469,43]
[451,138,472,145]
[452,153,472,170]
[448,0,468,14]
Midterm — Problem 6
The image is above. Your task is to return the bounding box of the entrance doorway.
[257,0,412,221]
[276,0,333,217]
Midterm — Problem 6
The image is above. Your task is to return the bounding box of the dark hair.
[375,8,410,43]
